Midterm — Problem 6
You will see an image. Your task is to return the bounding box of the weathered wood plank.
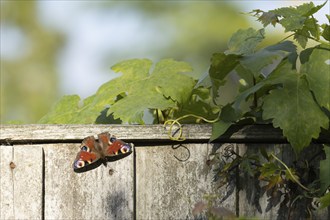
[0,124,282,144]
[0,145,43,219]
[2,124,328,144]
[43,143,133,219]
[136,143,236,219]
[0,124,211,142]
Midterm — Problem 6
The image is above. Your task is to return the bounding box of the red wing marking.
[78,151,97,161]
[106,141,123,155]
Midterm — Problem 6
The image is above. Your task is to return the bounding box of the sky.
[1,1,329,99]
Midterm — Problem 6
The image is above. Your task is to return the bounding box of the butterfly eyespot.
[120,145,131,154]
[74,160,85,168]
[81,145,90,152]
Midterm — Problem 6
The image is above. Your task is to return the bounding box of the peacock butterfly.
[73,132,133,173]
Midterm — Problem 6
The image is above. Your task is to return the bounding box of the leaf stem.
[271,153,310,191]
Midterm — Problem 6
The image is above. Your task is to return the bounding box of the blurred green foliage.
[1,1,63,123]
[1,1,251,123]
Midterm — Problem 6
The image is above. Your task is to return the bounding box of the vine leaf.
[256,2,327,48]
[272,2,320,32]
[262,65,329,153]
[38,95,102,123]
[209,53,240,99]
[210,120,232,142]
[257,11,278,27]
[39,59,195,124]
[225,28,265,55]
[320,145,330,194]
[109,59,195,123]
[319,191,330,209]
[300,45,330,111]
[176,86,220,122]
[240,41,296,77]
[322,23,330,41]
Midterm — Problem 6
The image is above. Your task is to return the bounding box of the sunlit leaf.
[225,28,265,55]
[322,24,330,41]
[38,95,81,123]
[109,59,195,123]
[300,44,330,111]
[262,66,329,153]
[294,29,309,48]
[304,17,320,39]
[257,11,278,27]
[38,94,103,124]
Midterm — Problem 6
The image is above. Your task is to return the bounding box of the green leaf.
[272,3,315,32]
[320,145,330,194]
[225,28,265,55]
[233,81,266,111]
[220,104,241,123]
[260,162,280,178]
[304,17,320,39]
[240,41,296,77]
[262,69,329,153]
[209,53,240,98]
[38,95,80,123]
[39,59,195,124]
[280,16,306,32]
[322,24,330,41]
[176,86,220,122]
[210,120,232,142]
[304,1,328,17]
[233,59,296,113]
[109,59,195,123]
[294,29,309,48]
[270,2,326,34]
[285,169,299,183]
[257,11,278,27]
[319,192,330,209]
[300,45,330,111]
[92,59,153,115]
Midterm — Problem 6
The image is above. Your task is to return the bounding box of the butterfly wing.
[98,132,133,162]
[73,136,104,173]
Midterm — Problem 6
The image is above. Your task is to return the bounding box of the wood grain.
[136,143,236,219]
[0,145,43,219]
[43,143,133,219]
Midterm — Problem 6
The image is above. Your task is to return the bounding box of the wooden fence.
[0,124,329,219]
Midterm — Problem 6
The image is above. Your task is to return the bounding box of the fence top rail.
[0,124,329,145]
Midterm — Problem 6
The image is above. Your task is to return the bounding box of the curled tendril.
[163,114,219,141]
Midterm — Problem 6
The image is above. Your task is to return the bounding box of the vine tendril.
[163,114,219,141]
